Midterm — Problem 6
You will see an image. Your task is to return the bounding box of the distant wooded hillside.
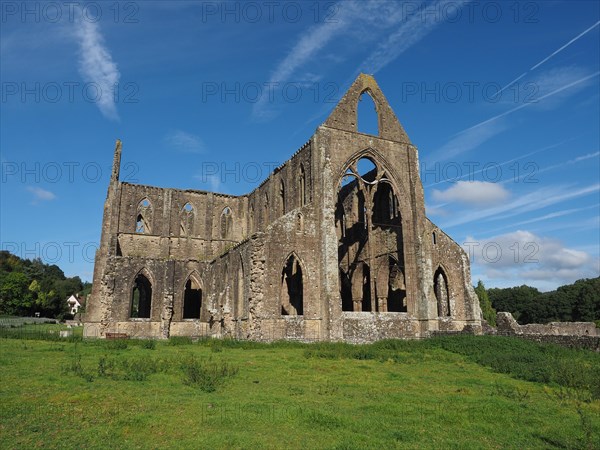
[487,277,600,325]
[0,251,92,319]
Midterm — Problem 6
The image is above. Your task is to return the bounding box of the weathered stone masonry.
[85,74,483,341]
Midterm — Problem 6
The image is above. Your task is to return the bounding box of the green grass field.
[1,328,599,449]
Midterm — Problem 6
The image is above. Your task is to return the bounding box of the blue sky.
[1,0,599,291]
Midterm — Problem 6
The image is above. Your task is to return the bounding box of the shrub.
[180,356,238,392]
[140,339,156,350]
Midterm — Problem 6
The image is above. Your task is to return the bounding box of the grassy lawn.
[0,334,599,449]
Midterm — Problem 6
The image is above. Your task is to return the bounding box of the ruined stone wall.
[116,183,246,260]
[496,312,598,336]
[86,74,483,341]
[246,142,312,233]
[426,219,482,331]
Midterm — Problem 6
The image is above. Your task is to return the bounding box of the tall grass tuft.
[180,355,238,392]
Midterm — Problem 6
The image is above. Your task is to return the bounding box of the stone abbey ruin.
[85,74,483,341]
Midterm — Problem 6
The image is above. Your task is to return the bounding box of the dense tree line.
[0,251,92,319]
[486,277,600,325]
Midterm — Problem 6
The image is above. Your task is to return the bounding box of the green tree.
[0,271,32,315]
[474,280,496,326]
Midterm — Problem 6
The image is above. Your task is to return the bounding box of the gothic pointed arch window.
[180,202,194,236]
[131,271,152,318]
[135,198,152,234]
[281,254,303,316]
[279,179,286,216]
[373,181,399,227]
[183,274,202,319]
[357,90,379,136]
[336,155,406,315]
[264,192,269,223]
[299,164,306,207]
[434,267,451,317]
[220,207,233,239]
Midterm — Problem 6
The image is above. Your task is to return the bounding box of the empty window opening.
[299,165,306,206]
[357,91,379,136]
[361,264,372,312]
[356,157,377,182]
[136,198,152,234]
[180,202,194,236]
[373,182,399,227]
[340,172,357,189]
[432,232,437,245]
[220,207,233,239]
[280,180,286,216]
[434,268,450,317]
[264,193,269,222]
[131,273,152,318]
[136,214,149,234]
[183,277,202,319]
[340,270,353,311]
[387,262,407,312]
[281,255,303,316]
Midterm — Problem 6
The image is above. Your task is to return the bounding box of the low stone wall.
[496,312,598,336]
[489,312,600,352]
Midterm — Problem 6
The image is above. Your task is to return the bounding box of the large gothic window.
[336,156,405,313]
[281,254,303,316]
[131,272,152,318]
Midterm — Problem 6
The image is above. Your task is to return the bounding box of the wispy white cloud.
[512,150,600,181]
[572,151,600,163]
[164,130,206,153]
[442,183,599,228]
[359,0,471,74]
[428,119,507,162]
[494,21,600,97]
[253,0,470,121]
[27,186,56,203]
[483,204,600,235]
[523,66,595,110]
[428,67,595,164]
[424,139,572,188]
[73,12,120,120]
[252,1,363,121]
[462,71,600,133]
[432,181,509,206]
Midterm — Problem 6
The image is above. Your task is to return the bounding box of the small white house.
[66,295,83,315]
